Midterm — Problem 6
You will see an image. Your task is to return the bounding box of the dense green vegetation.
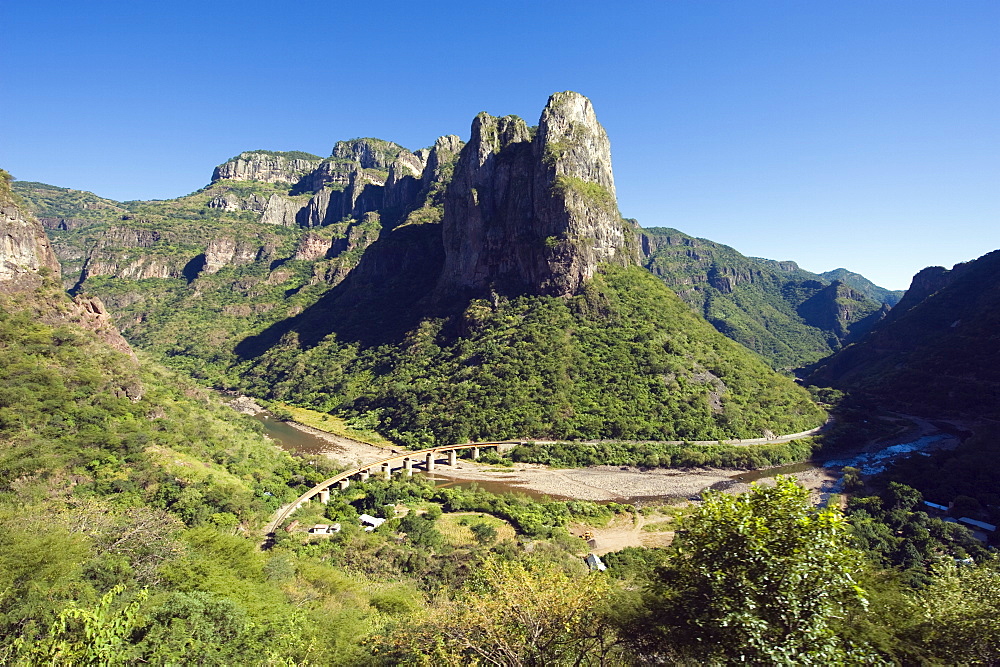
[810,249,1000,420]
[641,227,886,369]
[0,289,403,663]
[1,286,995,662]
[240,265,825,446]
[11,180,125,220]
[510,436,820,469]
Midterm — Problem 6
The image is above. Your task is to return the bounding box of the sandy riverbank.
[282,420,841,503]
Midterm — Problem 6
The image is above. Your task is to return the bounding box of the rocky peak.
[436,92,637,300]
[536,91,616,198]
[330,139,406,170]
[211,151,322,185]
[420,135,464,197]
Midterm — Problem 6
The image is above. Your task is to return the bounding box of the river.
[254,413,956,502]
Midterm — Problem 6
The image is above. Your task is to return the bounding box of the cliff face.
[212,151,322,184]
[0,170,137,362]
[0,171,61,290]
[437,91,637,299]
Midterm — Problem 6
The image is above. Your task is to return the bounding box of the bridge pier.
[381,463,392,480]
[426,452,436,471]
[338,479,350,490]
[403,458,413,477]
[448,450,457,467]
[472,446,480,460]
[319,488,330,504]
[359,470,370,482]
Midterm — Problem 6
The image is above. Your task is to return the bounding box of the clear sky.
[3,1,997,290]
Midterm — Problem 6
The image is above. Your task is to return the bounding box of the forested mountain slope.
[1,169,407,662]
[640,227,887,369]
[810,249,1000,419]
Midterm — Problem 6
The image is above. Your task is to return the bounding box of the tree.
[16,585,147,665]
[904,559,1000,664]
[638,476,870,663]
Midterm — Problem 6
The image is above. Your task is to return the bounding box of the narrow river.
[254,413,957,502]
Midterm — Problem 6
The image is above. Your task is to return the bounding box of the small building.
[958,517,997,532]
[359,514,387,532]
[309,524,330,534]
[585,553,607,572]
[285,519,300,533]
[923,501,948,512]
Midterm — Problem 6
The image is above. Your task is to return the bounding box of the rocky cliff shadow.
[183,254,207,283]
[235,222,448,358]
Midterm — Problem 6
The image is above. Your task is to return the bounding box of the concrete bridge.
[263,441,521,538]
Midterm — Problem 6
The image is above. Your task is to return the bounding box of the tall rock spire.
[437,91,638,299]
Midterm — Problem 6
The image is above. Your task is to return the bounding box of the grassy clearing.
[438,512,517,547]
[641,520,675,533]
[277,402,394,447]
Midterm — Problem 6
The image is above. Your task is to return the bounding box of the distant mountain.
[820,268,904,306]
[809,250,1000,419]
[8,93,825,445]
[640,228,887,369]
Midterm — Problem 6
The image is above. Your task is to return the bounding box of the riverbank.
[270,407,971,507]
[275,418,840,503]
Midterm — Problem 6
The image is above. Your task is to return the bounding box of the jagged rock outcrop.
[1,171,62,290]
[294,232,333,261]
[70,295,138,362]
[76,226,182,282]
[437,91,637,299]
[96,226,164,249]
[202,238,263,275]
[296,139,406,195]
[207,192,268,213]
[1,170,139,369]
[421,135,463,197]
[81,256,182,281]
[212,151,322,184]
[299,166,389,227]
[885,265,953,321]
[330,138,407,170]
[38,216,91,231]
[259,194,301,226]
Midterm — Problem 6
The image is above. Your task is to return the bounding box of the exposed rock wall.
[70,295,138,361]
[212,152,322,184]
[202,238,262,275]
[1,172,62,289]
[259,194,300,226]
[437,91,637,299]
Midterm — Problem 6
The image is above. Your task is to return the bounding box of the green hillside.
[822,267,905,306]
[641,227,886,369]
[810,250,1000,419]
[238,265,825,447]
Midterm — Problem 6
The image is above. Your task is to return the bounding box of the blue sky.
[3,1,997,290]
